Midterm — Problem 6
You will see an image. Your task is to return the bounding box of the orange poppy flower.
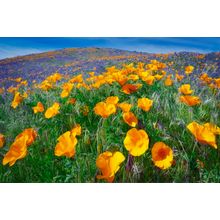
[203,123,220,135]
[3,135,28,166]
[154,74,163,81]
[175,73,184,81]
[11,92,23,108]
[45,102,60,119]
[123,112,138,127]
[3,128,37,166]
[179,95,201,106]
[96,151,125,182]
[137,97,153,112]
[128,74,139,81]
[88,71,95,77]
[215,78,220,88]
[146,64,158,71]
[117,102,132,112]
[39,80,53,91]
[152,142,173,170]
[68,98,76,105]
[20,80,28,86]
[0,133,5,148]
[200,73,209,82]
[116,75,128,86]
[185,65,194,75]
[71,124,82,136]
[94,102,116,118]
[143,75,155,85]
[54,131,78,158]
[124,128,149,156]
[121,84,142,94]
[32,102,44,114]
[46,73,62,83]
[7,86,18,94]
[60,82,74,98]
[15,128,37,147]
[0,88,4,94]
[69,74,83,83]
[105,96,119,105]
[179,84,193,95]
[15,77,22,83]
[187,122,217,149]
[164,75,173,86]
[139,71,150,79]
[22,92,28,99]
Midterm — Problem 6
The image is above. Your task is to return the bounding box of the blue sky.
[0,37,220,59]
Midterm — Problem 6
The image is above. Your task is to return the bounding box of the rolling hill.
[0,48,219,88]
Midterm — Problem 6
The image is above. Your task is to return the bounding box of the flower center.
[157,148,168,160]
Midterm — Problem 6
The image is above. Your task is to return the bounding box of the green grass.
[0,73,219,183]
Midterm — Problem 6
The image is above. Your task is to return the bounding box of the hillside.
[0,48,219,88]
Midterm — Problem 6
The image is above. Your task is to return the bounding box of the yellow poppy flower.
[55,131,78,158]
[11,92,23,108]
[0,133,5,148]
[123,112,138,127]
[187,122,217,149]
[179,95,201,106]
[152,142,173,170]
[32,102,44,114]
[124,128,149,156]
[96,151,125,182]
[137,97,153,112]
[94,102,116,118]
[45,102,60,119]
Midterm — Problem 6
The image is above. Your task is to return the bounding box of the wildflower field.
[0,48,220,183]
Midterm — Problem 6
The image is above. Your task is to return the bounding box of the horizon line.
[0,46,219,61]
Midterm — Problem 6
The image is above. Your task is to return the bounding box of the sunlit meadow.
[0,48,219,182]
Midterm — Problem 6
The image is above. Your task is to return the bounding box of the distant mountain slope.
[0,48,219,87]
